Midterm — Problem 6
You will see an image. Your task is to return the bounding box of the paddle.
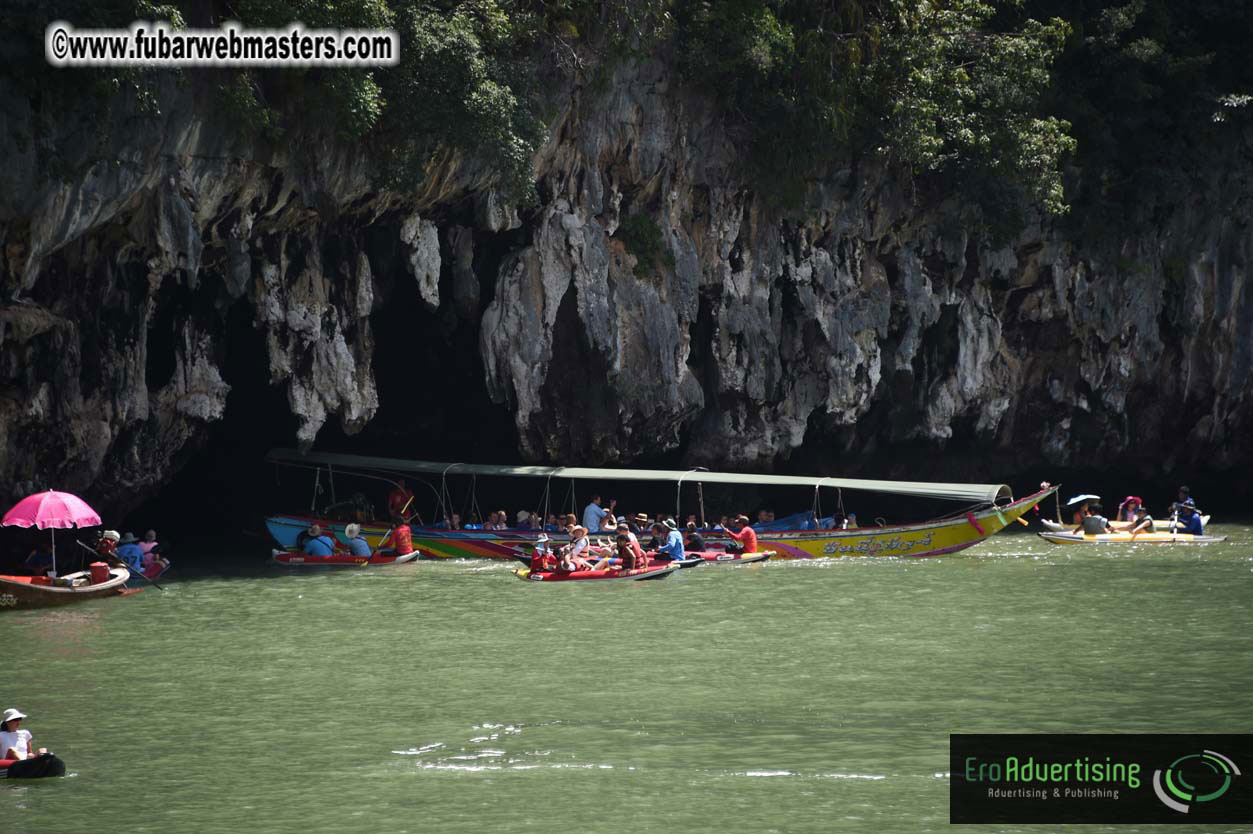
[76,540,164,590]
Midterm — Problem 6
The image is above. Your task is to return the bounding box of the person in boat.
[616,522,645,562]
[726,515,759,553]
[599,512,618,533]
[138,530,170,576]
[24,546,53,574]
[1167,486,1202,517]
[844,513,858,529]
[344,523,372,557]
[582,495,615,533]
[1128,505,1155,535]
[388,481,415,519]
[1175,501,1204,535]
[711,515,728,531]
[96,529,120,558]
[1116,496,1143,523]
[1073,503,1113,535]
[684,522,705,553]
[1069,500,1091,526]
[558,525,595,572]
[302,525,336,556]
[652,522,685,562]
[543,514,560,532]
[628,513,650,535]
[1,709,47,762]
[115,532,145,574]
[516,510,535,530]
[590,534,631,571]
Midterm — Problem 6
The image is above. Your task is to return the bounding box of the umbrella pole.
[51,527,56,577]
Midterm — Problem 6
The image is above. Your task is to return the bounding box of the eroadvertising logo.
[950,734,1253,824]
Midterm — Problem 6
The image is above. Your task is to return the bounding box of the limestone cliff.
[1,59,1250,513]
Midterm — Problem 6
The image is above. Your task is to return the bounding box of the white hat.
[102,530,121,542]
[516,510,530,522]
[535,533,549,543]
[345,523,362,538]
[2,708,27,724]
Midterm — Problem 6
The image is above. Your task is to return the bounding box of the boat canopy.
[265,448,1013,505]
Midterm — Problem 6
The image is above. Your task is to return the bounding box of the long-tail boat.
[0,566,134,610]
[264,450,1057,560]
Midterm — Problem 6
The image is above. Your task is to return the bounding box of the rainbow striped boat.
[264,450,1057,561]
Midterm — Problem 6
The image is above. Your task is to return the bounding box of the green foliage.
[676,0,1076,216]
[216,72,284,142]
[614,213,673,277]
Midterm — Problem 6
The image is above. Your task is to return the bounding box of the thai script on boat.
[0,593,18,607]
[823,532,935,556]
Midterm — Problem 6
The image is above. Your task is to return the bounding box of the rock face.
[0,58,1250,514]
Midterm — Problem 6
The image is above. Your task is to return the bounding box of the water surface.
[4,525,1251,833]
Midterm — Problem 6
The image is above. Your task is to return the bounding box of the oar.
[76,540,164,590]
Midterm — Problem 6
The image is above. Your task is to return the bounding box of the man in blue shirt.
[652,522,685,562]
[344,523,372,557]
[115,533,145,573]
[1175,502,1204,535]
[582,495,615,533]
[302,525,336,556]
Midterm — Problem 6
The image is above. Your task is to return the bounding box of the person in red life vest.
[388,480,415,519]
[726,515,758,554]
[96,530,120,559]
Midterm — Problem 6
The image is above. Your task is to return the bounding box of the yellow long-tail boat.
[263,449,1057,560]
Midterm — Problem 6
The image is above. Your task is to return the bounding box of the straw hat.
[345,523,362,538]
[2,708,27,724]
[633,513,649,523]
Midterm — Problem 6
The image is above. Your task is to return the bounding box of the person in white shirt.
[1,708,46,761]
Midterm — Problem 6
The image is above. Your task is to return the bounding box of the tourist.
[1069,500,1091,526]
[344,523,372,557]
[652,522,685,562]
[388,480,415,518]
[1128,505,1155,535]
[591,535,631,571]
[1175,501,1204,535]
[531,534,555,571]
[544,514,560,532]
[138,529,169,577]
[1116,496,1143,523]
[616,523,645,563]
[449,513,463,530]
[1074,503,1113,535]
[115,533,145,573]
[726,515,759,553]
[684,522,705,552]
[1168,485,1201,517]
[558,525,594,572]
[582,494,615,533]
[600,512,618,533]
[711,515,728,531]
[1,708,46,761]
[302,525,335,556]
[516,510,535,529]
[756,510,770,525]
[630,512,650,534]
[845,513,858,529]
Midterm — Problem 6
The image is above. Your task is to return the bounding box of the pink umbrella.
[3,491,103,576]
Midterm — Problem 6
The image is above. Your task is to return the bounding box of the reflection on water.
[2,526,1251,834]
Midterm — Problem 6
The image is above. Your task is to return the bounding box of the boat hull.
[0,753,66,779]
[514,564,680,582]
[0,568,132,610]
[267,488,1055,561]
[1038,531,1226,545]
[271,548,420,567]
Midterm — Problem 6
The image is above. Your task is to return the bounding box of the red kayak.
[514,563,679,582]
[271,548,419,567]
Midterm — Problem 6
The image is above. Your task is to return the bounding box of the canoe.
[1037,531,1226,545]
[0,753,66,778]
[686,550,772,565]
[267,487,1056,562]
[271,548,420,567]
[0,567,134,610]
[1040,516,1210,533]
[513,564,680,582]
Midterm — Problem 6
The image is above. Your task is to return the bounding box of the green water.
[3,525,1252,834]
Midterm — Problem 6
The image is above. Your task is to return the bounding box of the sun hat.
[516,510,530,522]
[102,530,121,542]
[633,513,649,523]
[664,519,678,530]
[119,532,137,544]
[2,708,27,724]
[536,533,549,543]
[345,523,362,538]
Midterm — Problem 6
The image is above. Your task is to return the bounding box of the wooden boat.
[0,566,134,610]
[271,547,420,567]
[1038,531,1226,545]
[513,564,680,582]
[0,753,66,778]
[264,449,1059,561]
[1040,516,1210,533]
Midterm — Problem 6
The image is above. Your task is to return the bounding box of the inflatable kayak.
[272,548,420,567]
[1041,516,1210,533]
[1038,531,1226,545]
[685,549,773,565]
[0,753,66,779]
[514,564,680,582]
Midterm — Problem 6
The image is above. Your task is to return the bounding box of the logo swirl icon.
[1153,750,1241,813]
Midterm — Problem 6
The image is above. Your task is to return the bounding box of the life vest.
[97,540,117,557]
[392,525,413,555]
[532,546,556,572]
